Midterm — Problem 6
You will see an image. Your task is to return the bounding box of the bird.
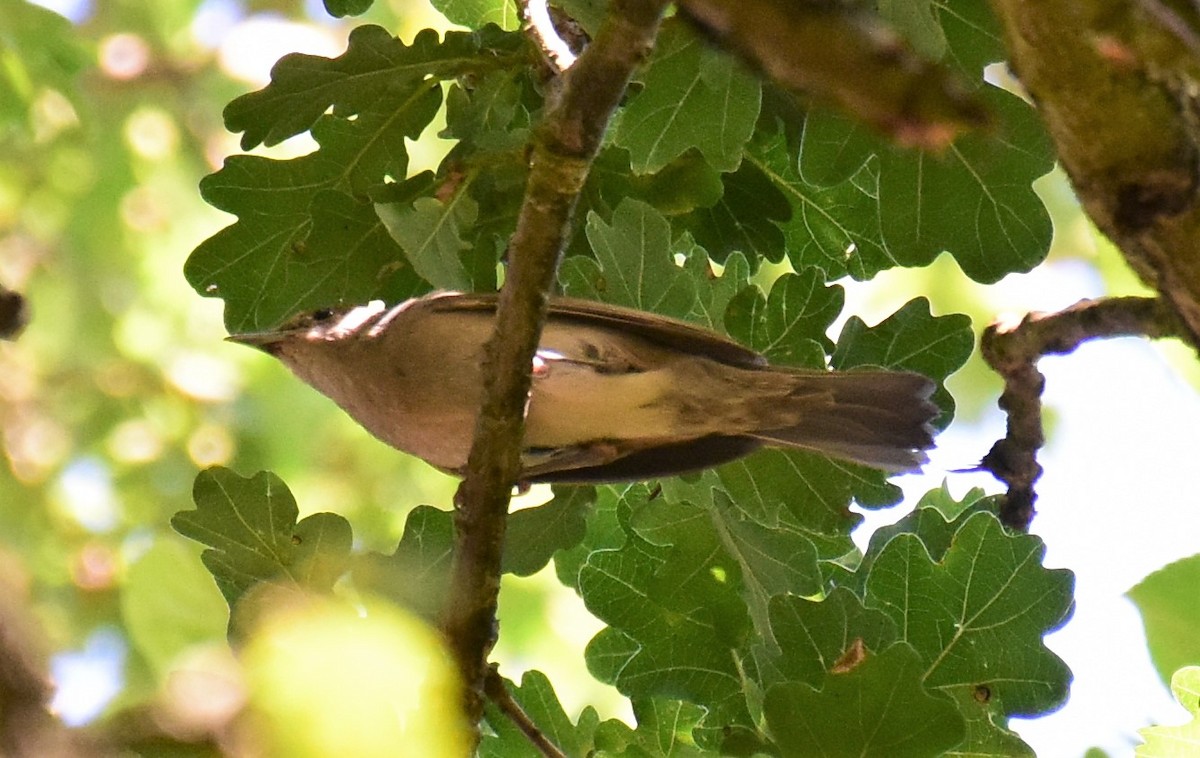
[228,291,938,483]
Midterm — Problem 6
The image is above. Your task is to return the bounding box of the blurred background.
[4,0,1200,754]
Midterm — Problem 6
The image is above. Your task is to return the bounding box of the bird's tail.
[747,369,938,472]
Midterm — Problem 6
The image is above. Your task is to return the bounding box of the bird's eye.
[311,308,335,322]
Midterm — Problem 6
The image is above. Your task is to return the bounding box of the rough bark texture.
[981,297,1180,530]
[988,0,1200,349]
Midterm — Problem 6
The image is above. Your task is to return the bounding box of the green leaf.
[932,0,1009,78]
[0,0,88,133]
[857,484,996,575]
[622,488,822,651]
[763,643,966,757]
[552,484,620,591]
[627,698,711,756]
[833,296,974,426]
[633,154,726,215]
[1137,666,1200,757]
[376,193,477,290]
[864,512,1075,716]
[171,468,352,609]
[225,25,523,150]
[502,488,592,576]
[614,20,760,174]
[745,127,896,279]
[187,94,440,330]
[766,587,897,687]
[579,489,751,725]
[189,25,530,328]
[441,68,531,151]
[121,539,229,677]
[431,0,521,30]
[722,269,842,365]
[1129,554,1200,686]
[798,85,1054,283]
[481,671,604,757]
[684,251,751,331]
[682,158,789,266]
[353,505,455,621]
[715,447,894,540]
[561,198,697,318]
[944,685,1036,757]
[323,0,374,17]
[875,88,1054,282]
[706,490,823,645]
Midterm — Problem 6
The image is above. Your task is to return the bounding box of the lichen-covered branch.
[981,296,1179,530]
[440,0,671,737]
[987,0,1200,349]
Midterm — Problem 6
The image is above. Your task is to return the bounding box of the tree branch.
[485,668,567,758]
[980,296,1180,530]
[987,0,1200,349]
[677,0,987,148]
[0,571,95,757]
[523,0,580,71]
[439,0,671,738]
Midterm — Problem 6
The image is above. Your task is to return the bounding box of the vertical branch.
[439,0,672,735]
[980,296,1178,530]
[986,0,1200,349]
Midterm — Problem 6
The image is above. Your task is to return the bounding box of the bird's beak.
[226,331,286,354]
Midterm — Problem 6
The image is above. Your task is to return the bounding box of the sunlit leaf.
[431,0,521,30]
[225,25,524,149]
[244,594,469,758]
[121,539,229,676]
[1136,667,1200,757]
[1129,555,1200,687]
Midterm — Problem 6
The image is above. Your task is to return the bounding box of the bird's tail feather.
[748,370,938,472]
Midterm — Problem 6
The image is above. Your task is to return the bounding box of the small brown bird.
[229,291,938,483]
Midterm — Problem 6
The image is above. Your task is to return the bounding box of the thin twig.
[1135,0,1200,57]
[980,296,1179,531]
[485,668,567,758]
[522,0,579,71]
[440,0,672,741]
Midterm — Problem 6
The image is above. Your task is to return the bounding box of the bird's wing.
[421,291,767,369]
[521,436,764,483]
